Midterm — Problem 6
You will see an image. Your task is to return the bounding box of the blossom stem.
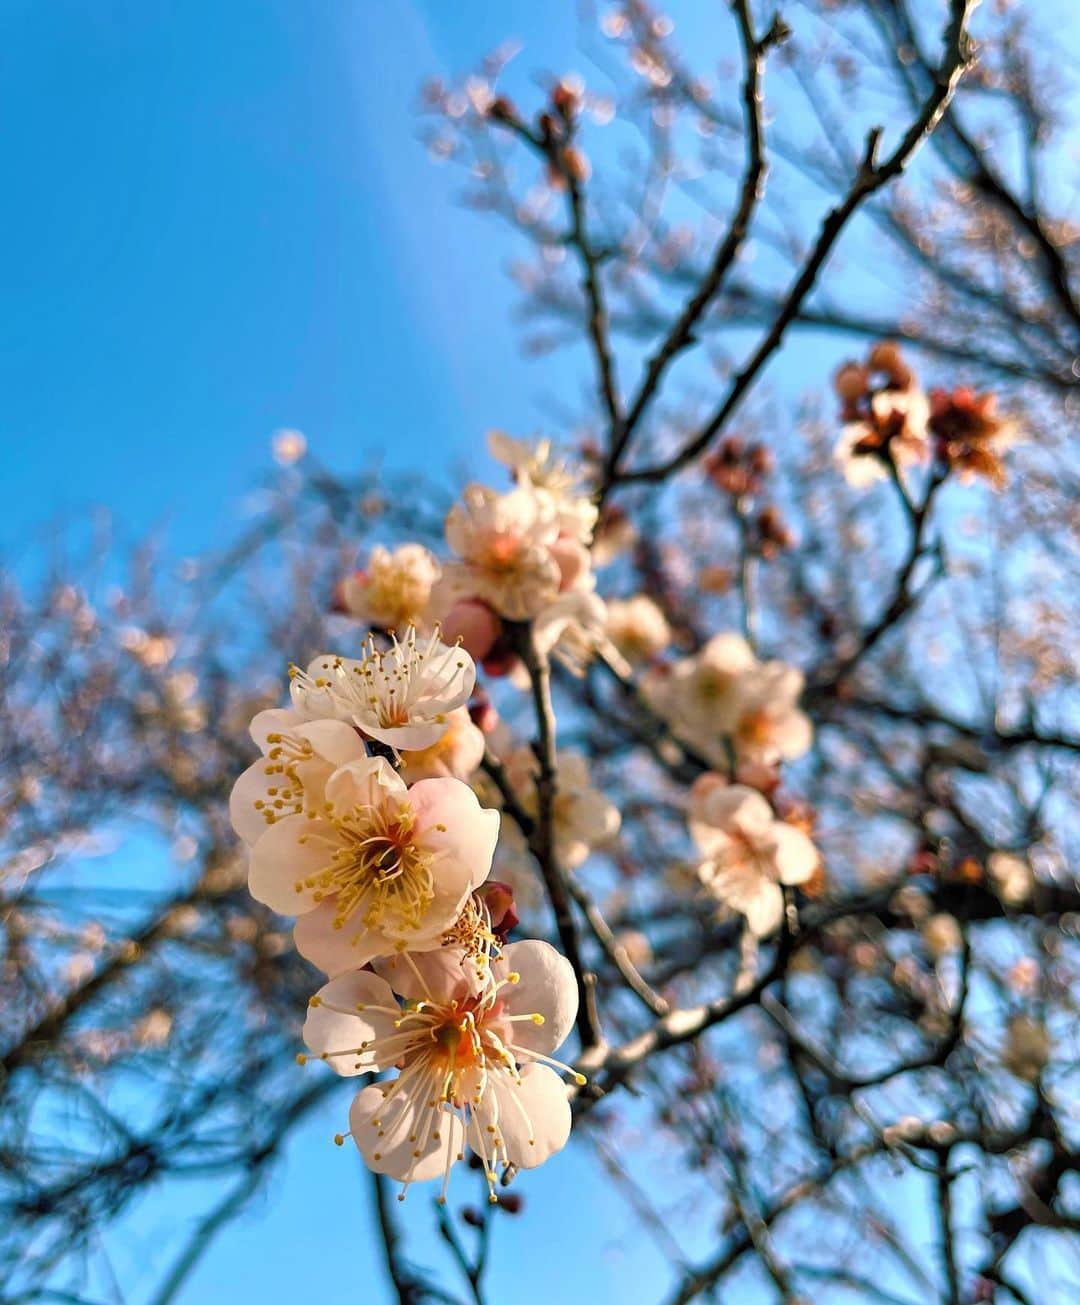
[506,620,605,1053]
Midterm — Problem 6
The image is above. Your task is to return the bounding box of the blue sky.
[1,1,590,559]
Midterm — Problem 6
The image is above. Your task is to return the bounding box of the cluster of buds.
[703,435,772,497]
[485,76,591,187]
[833,341,930,485]
[834,340,1018,489]
[703,436,793,559]
[537,77,591,187]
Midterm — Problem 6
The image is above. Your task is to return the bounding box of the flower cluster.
[229,429,835,1200]
[643,631,812,781]
[435,432,604,674]
[230,624,583,1202]
[703,436,794,559]
[833,341,931,486]
[833,341,1018,489]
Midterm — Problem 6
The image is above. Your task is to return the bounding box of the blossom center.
[298,802,435,933]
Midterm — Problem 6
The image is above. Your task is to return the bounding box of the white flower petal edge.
[229,710,367,847]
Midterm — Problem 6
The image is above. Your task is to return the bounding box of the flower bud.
[477,881,519,941]
[552,81,580,118]
[442,599,502,662]
[868,340,907,382]
[487,95,516,122]
[834,361,870,403]
[561,145,591,183]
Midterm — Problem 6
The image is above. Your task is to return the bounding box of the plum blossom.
[730,662,813,767]
[528,590,607,676]
[644,634,812,772]
[289,626,475,752]
[689,778,818,937]
[928,386,1020,488]
[604,594,672,663]
[301,939,581,1199]
[438,483,562,620]
[248,755,499,970]
[643,632,756,754]
[835,387,931,487]
[339,544,440,632]
[229,708,367,847]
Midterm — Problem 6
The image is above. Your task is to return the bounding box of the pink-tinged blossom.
[643,632,756,755]
[605,594,672,663]
[229,708,367,848]
[487,430,598,544]
[301,939,581,1199]
[438,483,562,620]
[248,755,499,970]
[689,780,818,937]
[731,662,813,767]
[289,627,475,752]
[835,387,931,487]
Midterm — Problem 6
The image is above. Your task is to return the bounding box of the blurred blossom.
[272,428,307,465]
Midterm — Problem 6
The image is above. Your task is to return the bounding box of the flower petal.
[500,940,578,1056]
[349,1082,465,1184]
[771,823,819,886]
[248,816,336,915]
[303,970,399,1075]
[743,880,784,937]
[411,777,500,892]
[229,759,275,847]
[294,899,393,974]
[485,1064,571,1169]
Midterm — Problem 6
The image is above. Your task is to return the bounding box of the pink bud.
[689,772,728,805]
[442,599,502,661]
[477,881,519,940]
[469,697,500,735]
[734,760,781,796]
[550,534,590,591]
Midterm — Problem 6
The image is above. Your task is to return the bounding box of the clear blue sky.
[1,0,597,559]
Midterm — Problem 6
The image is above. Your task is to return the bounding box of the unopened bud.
[834,361,870,403]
